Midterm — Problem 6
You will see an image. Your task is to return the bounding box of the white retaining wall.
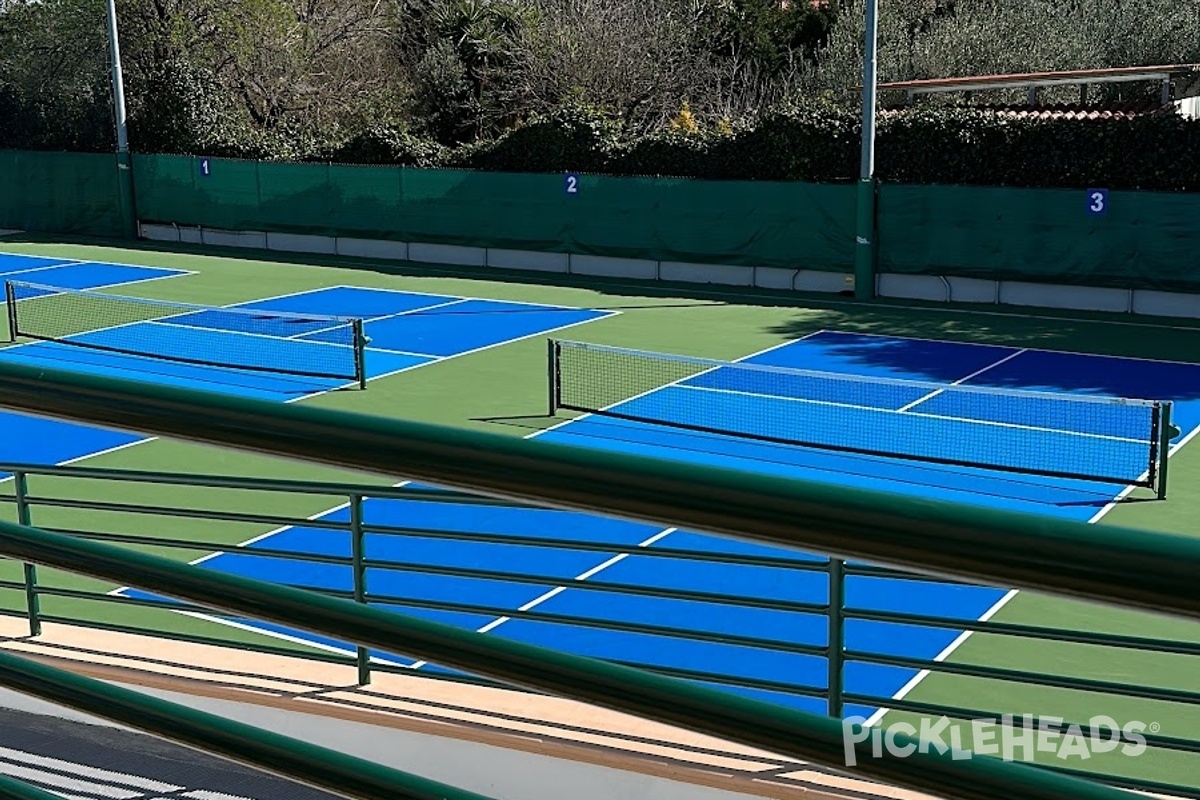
[141,223,1200,321]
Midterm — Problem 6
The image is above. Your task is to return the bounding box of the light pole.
[105,0,138,239]
[853,0,879,300]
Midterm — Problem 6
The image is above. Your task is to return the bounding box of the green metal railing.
[0,361,1197,799]
[2,460,1198,795]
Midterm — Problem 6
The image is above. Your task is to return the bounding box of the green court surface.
[1,238,1199,789]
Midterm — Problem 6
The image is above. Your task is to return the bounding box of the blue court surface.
[106,326,1200,719]
[0,262,613,464]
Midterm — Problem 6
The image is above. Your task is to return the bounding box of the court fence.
[7,149,1200,295]
[0,362,1197,799]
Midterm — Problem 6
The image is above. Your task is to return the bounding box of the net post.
[1157,402,1174,501]
[5,281,16,342]
[547,339,561,416]
[353,319,367,391]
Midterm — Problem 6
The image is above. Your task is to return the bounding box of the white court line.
[529,332,828,441]
[464,334,834,656]
[832,328,1200,370]
[895,349,1028,412]
[84,301,619,658]
[676,383,1146,444]
[145,317,438,361]
[330,282,607,312]
[863,367,1200,727]
[457,527,680,646]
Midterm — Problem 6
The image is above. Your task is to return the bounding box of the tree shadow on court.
[764,312,1200,403]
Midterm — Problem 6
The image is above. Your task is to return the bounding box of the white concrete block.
[200,228,267,250]
[569,254,657,280]
[178,227,204,245]
[659,261,753,287]
[139,224,180,243]
[878,273,948,302]
[794,270,852,294]
[752,267,798,291]
[945,277,999,304]
[266,232,337,256]
[487,248,570,273]
[1132,290,1200,320]
[336,237,408,261]
[1000,281,1130,313]
[408,242,487,267]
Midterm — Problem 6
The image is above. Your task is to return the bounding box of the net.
[549,339,1169,489]
[6,281,365,384]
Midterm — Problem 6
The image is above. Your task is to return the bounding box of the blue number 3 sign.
[1086,188,1108,216]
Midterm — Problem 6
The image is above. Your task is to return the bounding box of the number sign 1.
[565,173,579,195]
[1086,188,1108,216]
[199,158,212,178]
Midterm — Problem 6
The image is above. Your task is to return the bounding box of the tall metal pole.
[105,0,138,239]
[853,0,880,300]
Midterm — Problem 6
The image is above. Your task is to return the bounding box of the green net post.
[350,493,370,685]
[547,339,561,416]
[14,472,41,637]
[5,282,16,342]
[1157,402,1175,501]
[827,557,845,718]
[354,319,367,391]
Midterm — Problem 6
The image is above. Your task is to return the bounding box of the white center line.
[896,349,1029,412]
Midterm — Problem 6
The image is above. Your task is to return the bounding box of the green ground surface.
[1,237,1199,791]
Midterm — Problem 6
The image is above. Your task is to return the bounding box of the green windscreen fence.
[132,155,857,271]
[877,184,1200,293]
[0,150,124,237]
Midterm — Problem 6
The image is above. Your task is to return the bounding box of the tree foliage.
[0,0,1197,191]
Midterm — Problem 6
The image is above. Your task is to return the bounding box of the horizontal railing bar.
[845,607,1200,656]
[0,462,524,507]
[845,650,1200,705]
[843,562,983,586]
[0,771,79,800]
[9,492,830,574]
[3,362,1195,625]
[37,589,828,697]
[360,522,828,570]
[1039,758,1200,798]
[359,556,830,614]
[34,612,358,667]
[44,529,355,568]
[0,649,493,800]
[0,515,1137,800]
[19,496,352,533]
[361,591,830,658]
[840,692,1200,754]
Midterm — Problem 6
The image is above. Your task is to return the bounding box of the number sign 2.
[565,173,579,195]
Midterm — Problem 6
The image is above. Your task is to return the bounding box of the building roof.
[875,64,1200,96]
[964,100,1175,121]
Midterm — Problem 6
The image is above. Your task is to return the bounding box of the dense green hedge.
[12,100,1200,190]
[354,104,1200,191]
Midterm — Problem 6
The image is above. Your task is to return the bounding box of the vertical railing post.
[14,471,42,636]
[349,493,370,685]
[827,557,845,718]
